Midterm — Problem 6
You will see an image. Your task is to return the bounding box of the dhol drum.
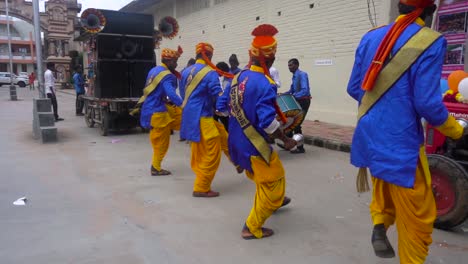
[276,94,304,134]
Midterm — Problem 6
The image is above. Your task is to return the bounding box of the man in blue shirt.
[286,58,311,153]
[73,66,85,116]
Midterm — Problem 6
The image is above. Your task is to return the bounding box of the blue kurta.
[347,22,448,188]
[217,66,278,172]
[140,65,183,129]
[180,61,222,142]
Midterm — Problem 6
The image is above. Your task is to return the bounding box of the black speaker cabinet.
[99,9,154,36]
[97,35,155,61]
[95,61,155,98]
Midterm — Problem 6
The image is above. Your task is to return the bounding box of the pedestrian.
[131,47,183,176]
[73,66,85,116]
[28,72,35,90]
[44,62,64,121]
[269,65,281,88]
[217,24,296,239]
[213,61,230,131]
[347,0,464,262]
[229,54,241,75]
[279,58,311,154]
[179,42,236,198]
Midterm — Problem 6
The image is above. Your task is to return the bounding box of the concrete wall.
[147,0,393,126]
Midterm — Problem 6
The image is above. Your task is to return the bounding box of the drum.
[276,94,304,134]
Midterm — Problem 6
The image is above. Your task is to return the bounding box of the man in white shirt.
[269,66,281,88]
[45,62,64,121]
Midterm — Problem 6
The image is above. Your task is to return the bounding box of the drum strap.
[182,66,212,108]
[358,27,441,120]
[230,73,272,164]
[130,70,171,116]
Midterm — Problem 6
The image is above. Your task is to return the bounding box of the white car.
[0,72,28,87]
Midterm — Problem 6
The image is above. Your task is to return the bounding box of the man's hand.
[282,137,297,150]
[215,110,228,117]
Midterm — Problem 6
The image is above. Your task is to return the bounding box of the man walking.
[347,1,464,262]
[73,66,85,116]
[45,62,63,122]
[286,58,311,153]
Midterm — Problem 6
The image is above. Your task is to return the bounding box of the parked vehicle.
[425,102,468,231]
[0,72,28,87]
[17,72,29,78]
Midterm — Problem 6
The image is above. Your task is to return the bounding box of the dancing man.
[347,1,464,262]
[217,24,296,239]
[132,47,183,176]
[180,43,235,198]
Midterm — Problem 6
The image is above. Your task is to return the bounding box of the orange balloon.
[448,70,468,93]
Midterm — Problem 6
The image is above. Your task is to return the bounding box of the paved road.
[0,88,466,264]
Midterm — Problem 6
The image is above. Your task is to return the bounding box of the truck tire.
[100,111,110,136]
[428,154,468,230]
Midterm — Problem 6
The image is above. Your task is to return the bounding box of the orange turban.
[400,0,435,8]
[195,42,233,78]
[250,24,278,59]
[196,43,214,55]
[161,46,183,60]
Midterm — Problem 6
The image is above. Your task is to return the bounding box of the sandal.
[151,167,172,176]
[192,190,220,197]
[241,223,274,240]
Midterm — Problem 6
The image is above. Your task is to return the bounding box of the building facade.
[121,0,403,126]
[0,16,36,74]
[0,0,82,87]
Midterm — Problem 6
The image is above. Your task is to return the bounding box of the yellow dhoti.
[149,105,182,170]
[245,151,286,238]
[192,117,231,192]
[370,147,436,264]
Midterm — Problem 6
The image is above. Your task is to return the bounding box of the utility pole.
[32,0,57,143]
[5,0,17,100]
[32,0,45,98]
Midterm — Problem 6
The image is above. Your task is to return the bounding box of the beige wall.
[146,0,393,126]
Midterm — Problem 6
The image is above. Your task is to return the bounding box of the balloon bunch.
[443,70,468,104]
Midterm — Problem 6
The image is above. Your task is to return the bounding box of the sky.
[39,0,133,14]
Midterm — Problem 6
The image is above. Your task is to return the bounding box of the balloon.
[440,79,449,94]
[458,78,468,99]
[448,70,468,93]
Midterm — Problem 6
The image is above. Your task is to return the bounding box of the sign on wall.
[436,0,468,78]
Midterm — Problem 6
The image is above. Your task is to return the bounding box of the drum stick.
[274,102,288,124]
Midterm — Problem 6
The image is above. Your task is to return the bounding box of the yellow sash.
[181,66,212,108]
[130,70,171,116]
[230,72,271,164]
[358,27,441,120]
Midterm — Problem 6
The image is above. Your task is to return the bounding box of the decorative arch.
[0,10,48,32]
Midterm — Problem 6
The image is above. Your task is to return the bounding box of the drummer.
[217,24,296,239]
[281,58,311,154]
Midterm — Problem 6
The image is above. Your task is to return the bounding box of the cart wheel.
[100,111,110,136]
[428,154,468,230]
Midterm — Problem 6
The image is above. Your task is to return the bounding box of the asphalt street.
[0,87,466,264]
